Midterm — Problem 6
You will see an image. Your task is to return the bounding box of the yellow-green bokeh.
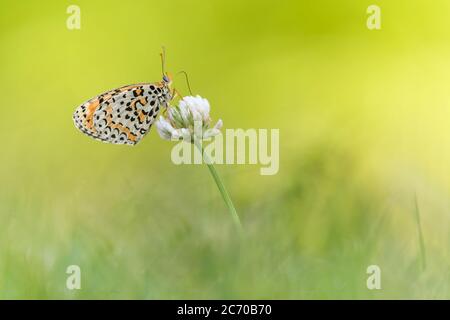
[0,0,449,298]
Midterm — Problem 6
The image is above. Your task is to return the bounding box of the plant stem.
[194,140,242,234]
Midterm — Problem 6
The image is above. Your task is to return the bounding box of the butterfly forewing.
[73,83,166,145]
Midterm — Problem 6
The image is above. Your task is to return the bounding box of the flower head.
[156,95,222,142]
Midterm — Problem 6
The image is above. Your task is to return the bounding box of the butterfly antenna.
[177,71,193,95]
[160,46,166,76]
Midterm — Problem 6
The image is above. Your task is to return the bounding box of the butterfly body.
[73,78,172,145]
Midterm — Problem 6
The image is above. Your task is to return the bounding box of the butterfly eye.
[163,75,170,83]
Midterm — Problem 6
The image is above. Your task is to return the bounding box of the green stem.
[194,140,242,234]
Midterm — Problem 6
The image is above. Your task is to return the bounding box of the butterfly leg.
[171,88,183,101]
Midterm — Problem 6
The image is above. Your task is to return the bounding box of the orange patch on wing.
[130,97,148,110]
[85,100,100,130]
[119,85,135,92]
[104,108,137,142]
[138,110,146,123]
[128,134,137,142]
[87,100,99,113]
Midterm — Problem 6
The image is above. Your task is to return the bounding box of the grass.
[414,193,427,272]
[0,145,448,299]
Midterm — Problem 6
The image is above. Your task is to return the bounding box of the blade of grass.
[413,192,426,271]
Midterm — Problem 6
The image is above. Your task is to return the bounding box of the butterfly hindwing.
[73,83,165,145]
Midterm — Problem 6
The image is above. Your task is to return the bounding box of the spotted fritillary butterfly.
[72,72,173,145]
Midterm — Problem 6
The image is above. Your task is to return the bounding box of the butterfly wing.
[73,83,164,145]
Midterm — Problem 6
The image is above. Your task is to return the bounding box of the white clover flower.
[155,95,241,232]
[156,95,222,142]
[180,95,210,123]
[155,116,175,140]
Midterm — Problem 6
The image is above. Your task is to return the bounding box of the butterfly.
[73,51,175,145]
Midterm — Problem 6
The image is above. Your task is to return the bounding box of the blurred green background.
[0,0,449,299]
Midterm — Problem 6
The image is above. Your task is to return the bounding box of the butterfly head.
[160,47,172,87]
[162,73,172,86]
